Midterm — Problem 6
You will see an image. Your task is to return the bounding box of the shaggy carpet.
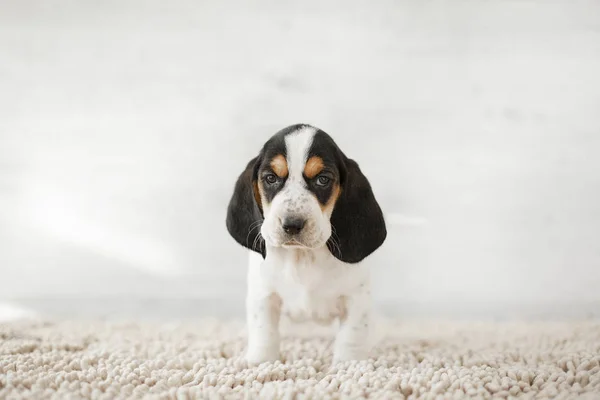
[1,319,599,399]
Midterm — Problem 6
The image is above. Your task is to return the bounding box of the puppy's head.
[226,124,386,263]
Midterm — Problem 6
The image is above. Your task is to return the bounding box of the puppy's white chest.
[252,248,366,325]
[277,259,343,323]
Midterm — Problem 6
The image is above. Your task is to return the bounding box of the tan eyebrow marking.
[270,154,288,178]
[304,156,324,179]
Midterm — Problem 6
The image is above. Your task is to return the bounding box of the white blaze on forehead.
[284,126,317,180]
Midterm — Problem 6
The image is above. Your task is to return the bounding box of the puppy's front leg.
[333,286,371,363]
[246,291,282,364]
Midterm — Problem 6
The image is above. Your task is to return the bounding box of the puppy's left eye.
[264,174,278,185]
[316,175,331,187]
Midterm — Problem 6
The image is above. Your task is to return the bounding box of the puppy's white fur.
[247,127,373,364]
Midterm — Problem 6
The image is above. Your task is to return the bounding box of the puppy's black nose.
[282,217,306,235]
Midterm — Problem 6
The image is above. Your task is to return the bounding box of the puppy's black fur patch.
[305,130,344,206]
[225,156,265,257]
[309,129,387,263]
[256,129,289,204]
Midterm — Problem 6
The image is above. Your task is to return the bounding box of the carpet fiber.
[1,319,600,399]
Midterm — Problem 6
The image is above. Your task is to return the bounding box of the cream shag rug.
[1,319,600,399]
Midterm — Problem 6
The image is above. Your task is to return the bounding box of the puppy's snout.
[282,217,306,235]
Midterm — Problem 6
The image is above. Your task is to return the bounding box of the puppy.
[226,124,386,364]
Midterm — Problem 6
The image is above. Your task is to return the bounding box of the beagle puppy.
[226,124,386,364]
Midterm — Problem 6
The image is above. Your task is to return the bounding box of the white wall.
[1,0,599,319]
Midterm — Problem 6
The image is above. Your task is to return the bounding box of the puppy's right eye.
[264,174,278,185]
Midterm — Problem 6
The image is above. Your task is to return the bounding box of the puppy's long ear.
[226,155,266,258]
[328,156,386,264]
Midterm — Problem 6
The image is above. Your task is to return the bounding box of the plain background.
[1,0,599,320]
